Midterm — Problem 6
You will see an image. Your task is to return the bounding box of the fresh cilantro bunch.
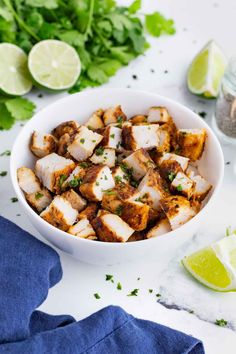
[0,0,176,93]
[0,96,35,130]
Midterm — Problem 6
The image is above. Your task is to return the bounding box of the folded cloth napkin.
[0,215,205,354]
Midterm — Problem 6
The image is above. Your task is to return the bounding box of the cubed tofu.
[129,115,147,125]
[116,149,132,163]
[40,196,78,231]
[122,123,159,151]
[67,126,103,161]
[85,109,104,130]
[102,126,122,150]
[178,129,207,161]
[57,133,72,157]
[186,164,198,179]
[159,159,183,182]
[161,195,196,230]
[103,105,127,126]
[90,148,116,168]
[147,106,171,124]
[17,167,41,194]
[52,120,79,139]
[171,171,194,199]
[30,131,57,158]
[123,149,155,180]
[161,120,178,150]
[147,218,171,238]
[112,166,129,184]
[79,165,115,201]
[63,165,86,189]
[35,153,75,193]
[156,126,171,154]
[191,175,212,201]
[92,213,134,242]
[121,200,150,231]
[26,189,52,213]
[137,169,167,210]
[159,153,189,172]
[61,189,86,211]
[69,218,96,239]
[78,202,98,222]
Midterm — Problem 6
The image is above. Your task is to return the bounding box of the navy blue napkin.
[0,216,205,353]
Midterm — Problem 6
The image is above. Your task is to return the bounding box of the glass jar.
[214,57,236,142]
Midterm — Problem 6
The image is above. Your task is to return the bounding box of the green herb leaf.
[5,98,36,121]
[115,205,123,216]
[69,177,82,188]
[59,174,67,188]
[215,319,228,327]
[127,288,139,296]
[11,197,18,203]
[168,172,176,182]
[106,274,114,282]
[87,65,108,85]
[148,289,153,293]
[94,293,101,299]
[176,184,183,192]
[0,150,11,156]
[35,192,44,200]
[145,12,176,37]
[0,171,7,177]
[0,103,14,130]
[117,282,122,290]
[128,0,141,14]
[25,0,58,10]
[95,146,104,156]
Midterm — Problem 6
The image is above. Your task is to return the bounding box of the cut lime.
[28,40,81,91]
[0,43,32,96]
[182,235,236,292]
[187,40,226,98]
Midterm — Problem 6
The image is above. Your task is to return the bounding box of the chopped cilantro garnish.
[103,189,116,195]
[69,177,82,188]
[80,162,91,168]
[215,319,227,327]
[0,150,11,156]
[156,293,161,298]
[117,282,122,290]
[127,288,139,297]
[104,175,108,180]
[11,197,18,203]
[106,274,114,282]
[114,175,123,184]
[198,111,207,119]
[95,147,104,156]
[110,133,115,139]
[0,171,7,177]
[149,289,153,293]
[59,174,67,188]
[95,182,100,186]
[116,116,123,127]
[94,293,101,299]
[168,172,176,182]
[35,192,43,200]
[80,138,85,144]
[188,310,194,314]
[115,205,123,216]
[130,179,139,188]
[176,184,183,192]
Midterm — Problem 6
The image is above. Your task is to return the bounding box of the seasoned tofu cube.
[186,164,198,179]
[129,115,147,125]
[30,131,57,158]
[103,105,127,126]
[90,148,116,168]
[61,189,86,211]
[85,109,104,130]
[92,213,134,242]
[17,167,52,212]
[57,133,72,157]
[79,165,115,201]
[35,153,75,193]
[122,123,159,151]
[137,169,167,210]
[161,120,178,150]
[78,202,98,222]
[159,153,189,172]
[156,126,171,154]
[161,195,196,230]
[191,175,212,201]
[67,126,103,161]
[17,167,41,194]
[26,189,52,213]
[40,196,78,231]
[147,218,171,238]
[63,165,86,189]
[69,218,96,239]
[147,106,171,124]
[159,159,183,182]
[121,200,150,231]
[116,149,132,163]
[112,166,129,184]
[102,126,122,150]
[52,120,79,139]
[171,171,194,199]
[123,149,155,180]
[178,129,207,161]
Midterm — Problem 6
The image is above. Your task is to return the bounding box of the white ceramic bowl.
[10,89,224,265]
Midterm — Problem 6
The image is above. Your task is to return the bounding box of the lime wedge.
[187,40,226,98]
[182,235,236,292]
[0,43,32,96]
[28,40,81,91]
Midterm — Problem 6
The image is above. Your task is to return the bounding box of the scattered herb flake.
[115,175,122,184]
[168,172,176,182]
[106,274,114,282]
[127,288,139,297]
[156,293,161,298]
[0,150,11,156]
[94,293,101,300]
[103,189,116,195]
[80,162,91,168]
[69,177,82,188]
[11,197,18,203]
[95,146,104,156]
[95,182,100,186]
[35,192,43,200]
[117,282,122,290]
[198,111,207,119]
[0,171,7,177]
[145,12,176,37]
[115,205,123,216]
[59,174,67,188]
[80,138,85,144]
[110,133,115,139]
[215,319,228,327]
[149,289,153,293]
[176,184,183,192]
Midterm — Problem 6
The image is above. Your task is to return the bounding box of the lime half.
[182,235,236,292]
[0,43,32,96]
[187,40,226,98]
[28,40,81,91]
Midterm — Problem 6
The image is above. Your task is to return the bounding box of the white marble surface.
[1,0,236,353]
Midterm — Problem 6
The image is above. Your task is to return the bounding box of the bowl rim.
[10,88,224,247]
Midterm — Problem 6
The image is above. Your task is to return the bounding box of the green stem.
[84,0,95,37]
[3,0,40,41]
[93,26,110,50]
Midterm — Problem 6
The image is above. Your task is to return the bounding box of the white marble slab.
[1,0,236,353]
